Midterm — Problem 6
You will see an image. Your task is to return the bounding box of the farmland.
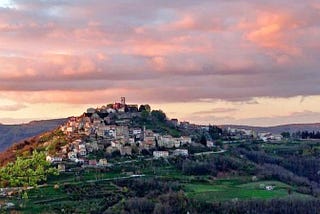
[2,140,320,213]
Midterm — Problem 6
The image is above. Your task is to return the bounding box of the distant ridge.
[0,118,67,152]
[220,123,320,134]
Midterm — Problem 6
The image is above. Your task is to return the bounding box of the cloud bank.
[0,0,320,125]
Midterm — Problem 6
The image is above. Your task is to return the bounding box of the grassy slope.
[184,178,312,202]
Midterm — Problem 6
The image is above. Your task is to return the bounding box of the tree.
[281,132,291,139]
[0,151,59,187]
[209,125,222,140]
[139,105,146,112]
[144,104,151,112]
[200,135,207,146]
[151,110,166,122]
[141,110,149,120]
[215,139,223,147]
[139,104,151,112]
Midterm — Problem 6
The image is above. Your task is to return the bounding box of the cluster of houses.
[49,98,193,169]
[48,98,287,171]
[153,149,189,158]
[257,132,283,142]
[46,137,109,171]
[60,97,145,135]
[226,127,283,142]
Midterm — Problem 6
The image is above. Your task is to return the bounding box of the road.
[193,149,227,156]
[86,174,146,183]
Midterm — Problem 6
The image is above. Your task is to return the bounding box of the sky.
[0,0,320,126]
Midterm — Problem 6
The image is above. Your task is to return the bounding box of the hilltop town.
[40,97,290,172]
[1,98,320,213]
[48,97,194,169]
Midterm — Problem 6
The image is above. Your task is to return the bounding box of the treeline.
[107,191,188,214]
[239,149,320,183]
[172,155,255,176]
[190,198,320,214]
[104,178,185,214]
[283,131,320,139]
[106,191,320,214]
[238,148,320,196]
[114,178,181,197]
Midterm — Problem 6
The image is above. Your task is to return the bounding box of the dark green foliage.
[293,131,320,139]
[281,132,291,138]
[176,155,252,176]
[111,150,121,158]
[200,134,207,146]
[182,159,215,175]
[123,197,155,214]
[139,104,151,112]
[209,125,223,140]
[151,110,167,123]
[131,109,182,137]
[153,191,189,214]
[187,145,208,154]
[141,110,149,120]
[115,178,181,197]
[189,198,320,214]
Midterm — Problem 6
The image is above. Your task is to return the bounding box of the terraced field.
[184,178,312,202]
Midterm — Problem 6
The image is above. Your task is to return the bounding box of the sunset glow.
[0,0,320,126]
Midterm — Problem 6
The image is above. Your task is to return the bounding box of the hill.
[221,123,320,134]
[1,103,320,213]
[0,119,67,152]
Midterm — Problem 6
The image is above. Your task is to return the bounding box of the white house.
[133,128,142,135]
[79,144,87,156]
[266,185,274,191]
[180,136,192,145]
[68,151,77,160]
[158,135,175,148]
[46,156,62,163]
[173,139,181,148]
[66,126,76,133]
[173,149,189,156]
[74,158,84,164]
[272,134,283,141]
[207,141,214,147]
[98,158,108,166]
[153,151,169,158]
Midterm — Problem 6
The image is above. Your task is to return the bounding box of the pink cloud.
[0,0,319,105]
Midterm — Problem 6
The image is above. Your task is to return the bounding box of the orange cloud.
[243,12,301,55]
